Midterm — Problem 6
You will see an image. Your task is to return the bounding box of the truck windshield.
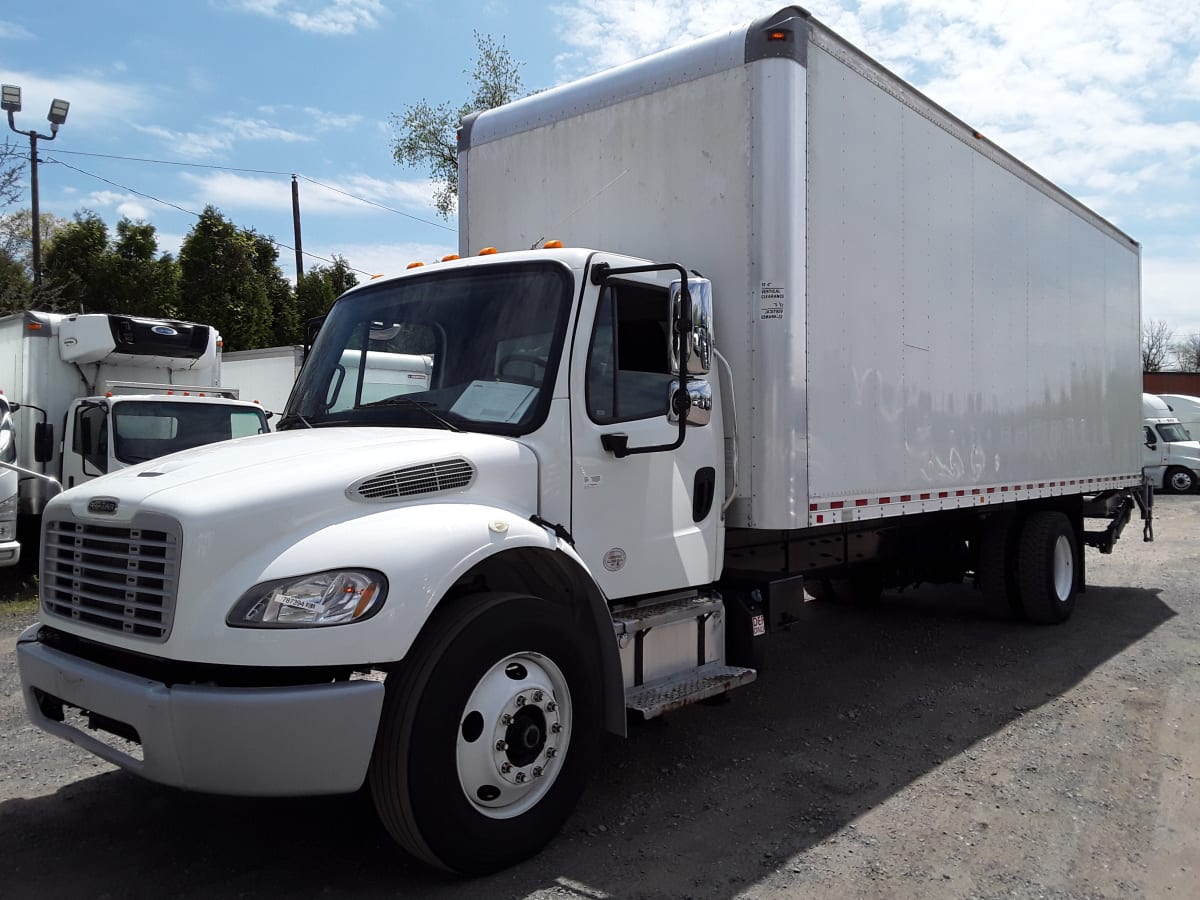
[283,260,574,435]
[1155,423,1191,443]
[111,401,270,464]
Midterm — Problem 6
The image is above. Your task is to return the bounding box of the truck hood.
[51,427,539,524]
[1165,440,1200,465]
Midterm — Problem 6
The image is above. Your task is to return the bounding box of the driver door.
[568,256,723,600]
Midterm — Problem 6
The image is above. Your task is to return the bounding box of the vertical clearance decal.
[760,282,785,320]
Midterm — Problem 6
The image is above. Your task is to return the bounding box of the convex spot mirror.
[669,279,712,376]
[668,379,712,427]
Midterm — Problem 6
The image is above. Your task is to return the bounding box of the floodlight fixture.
[0,84,20,113]
[48,98,69,127]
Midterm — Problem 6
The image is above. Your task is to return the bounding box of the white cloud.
[227,0,386,35]
[0,20,33,40]
[76,190,154,224]
[1144,255,1200,337]
[0,68,153,133]
[179,171,449,221]
[322,240,458,279]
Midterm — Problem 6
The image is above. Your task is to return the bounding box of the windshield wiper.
[276,413,313,430]
[356,396,462,432]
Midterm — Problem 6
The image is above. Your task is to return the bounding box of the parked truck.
[220,344,306,417]
[1157,393,1200,441]
[1142,393,1200,492]
[17,7,1150,876]
[0,311,270,561]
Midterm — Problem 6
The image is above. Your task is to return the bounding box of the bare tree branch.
[1142,319,1174,372]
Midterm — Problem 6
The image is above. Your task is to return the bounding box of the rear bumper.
[16,624,385,796]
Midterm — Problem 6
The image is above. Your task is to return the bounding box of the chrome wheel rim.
[455,651,572,819]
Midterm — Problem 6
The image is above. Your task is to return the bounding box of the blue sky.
[2,1,1198,335]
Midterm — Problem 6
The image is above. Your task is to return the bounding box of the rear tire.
[1164,466,1196,494]
[368,592,602,875]
[1016,512,1078,625]
[977,513,1023,619]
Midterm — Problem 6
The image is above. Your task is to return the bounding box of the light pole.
[2,84,70,286]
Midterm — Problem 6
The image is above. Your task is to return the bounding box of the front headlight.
[228,569,387,628]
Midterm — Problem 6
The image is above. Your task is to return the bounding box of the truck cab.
[61,391,270,488]
[1142,393,1200,492]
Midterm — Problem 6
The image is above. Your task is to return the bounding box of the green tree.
[390,32,526,217]
[110,219,181,318]
[249,232,299,346]
[295,254,360,331]
[42,210,111,311]
[178,206,278,351]
[1,209,70,282]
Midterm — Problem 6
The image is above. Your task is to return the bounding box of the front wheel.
[369,592,602,875]
[1164,466,1196,494]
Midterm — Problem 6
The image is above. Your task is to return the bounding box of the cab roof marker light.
[479,247,498,255]
[406,261,424,269]
[442,254,460,262]
[26,322,41,330]
[370,273,386,280]
[543,239,563,249]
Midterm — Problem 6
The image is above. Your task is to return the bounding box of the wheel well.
[424,547,627,738]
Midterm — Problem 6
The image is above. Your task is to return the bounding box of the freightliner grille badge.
[88,497,119,514]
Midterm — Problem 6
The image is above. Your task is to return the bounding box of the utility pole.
[291,175,304,280]
[2,85,70,286]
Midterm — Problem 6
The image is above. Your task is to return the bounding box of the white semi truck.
[17,8,1150,876]
[0,310,270,562]
[1142,393,1200,493]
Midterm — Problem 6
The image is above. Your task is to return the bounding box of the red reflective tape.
[900,495,912,502]
[972,489,981,495]
[816,514,824,523]
[1001,486,1009,492]
[855,498,869,507]
[809,503,818,511]
[951,490,960,497]
[879,497,891,504]
[831,501,844,509]
[987,488,995,494]
[920,493,931,500]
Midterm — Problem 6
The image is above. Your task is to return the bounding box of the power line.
[45,155,376,277]
[47,146,455,231]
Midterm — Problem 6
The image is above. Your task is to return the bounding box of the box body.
[460,8,1142,531]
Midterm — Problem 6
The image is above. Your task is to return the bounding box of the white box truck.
[221,344,306,417]
[17,8,1150,875]
[0,311,271,560]
[1142,393,1200,492]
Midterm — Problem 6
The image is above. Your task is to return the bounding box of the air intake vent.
[350,458,475,501]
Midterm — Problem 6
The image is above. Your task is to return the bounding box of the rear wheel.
[369,592,602,875]
[977,513,1023,619]
[1016,511,1078,624]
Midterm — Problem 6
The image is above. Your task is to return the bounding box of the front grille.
[350,458,475,501]
[41,513,182,642]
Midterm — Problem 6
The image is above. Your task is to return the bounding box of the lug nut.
[495,740,507,751]
[501,714,512,725]
[515,772,527,783]
[533,766,543,778]
[546,747,557,759]
[546,701,557,712]
[551,723,562,734]
[515,695,527,707]
[533,690,543,702]
[501,762,512,773]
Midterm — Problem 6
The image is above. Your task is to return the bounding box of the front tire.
[369,592,602,875]
[1164,466,1196,493]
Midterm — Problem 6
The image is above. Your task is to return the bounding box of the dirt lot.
[1,498,1196,899]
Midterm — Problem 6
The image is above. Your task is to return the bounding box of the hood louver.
[349,458,475,501]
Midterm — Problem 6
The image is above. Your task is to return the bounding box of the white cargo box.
[460,6,1143,531]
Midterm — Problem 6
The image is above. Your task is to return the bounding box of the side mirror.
[34,422,54,463]
[669,279,713,376]
[668,379,712,426]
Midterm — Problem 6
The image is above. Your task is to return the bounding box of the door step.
[611,591,723,635]
[625,662,756,719]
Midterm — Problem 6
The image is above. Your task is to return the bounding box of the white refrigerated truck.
[17,8,1149,876]
[220,344,306,417]
[0,310,270,561]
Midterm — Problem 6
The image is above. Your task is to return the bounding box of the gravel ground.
[0,497,1196,899]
